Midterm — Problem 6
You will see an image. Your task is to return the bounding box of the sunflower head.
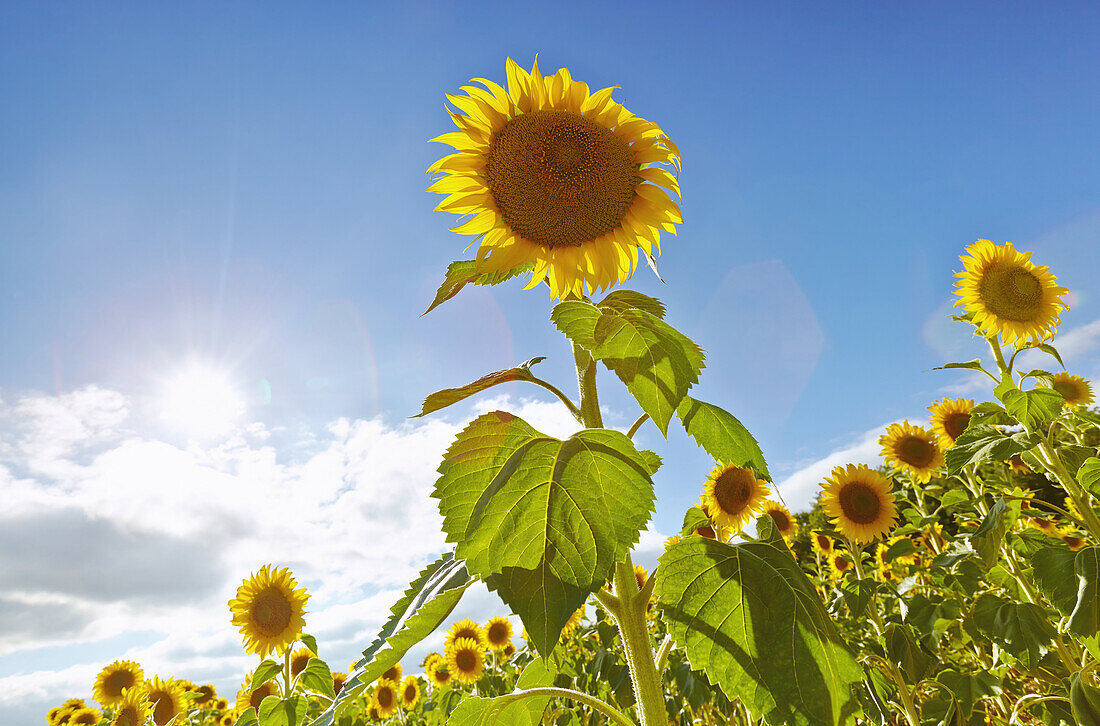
[828,553,853,580]
[1028,517,1059,536]
[235,673,280,713]
[66,708,101,726]
[445,618,485,652]
[811,532,835,556]
[562,604,586,635]
[380,663,403,684]
[371,679,399,718]
[759,500,798,539]
[1047,372,1095,408]
[289,648,315,680]
[879,421,944,483]
[228,564,309,658]
[93,659,144,708]
[1063,531,1087,551]
[193,684,217,708]
[214,698,229,711]
[484,616,514,651]
[218,714,236,726]
[428,57,682,300]
[427,662,452,688]
[927,398,974,447]
[501,642,516,659]
[110,689,151,726]
[702,462,770,535]
[445,637,486,685]
[400,676,421,709]
[954,239,1069,346]
[329,672,346,696]
[143,677,186,726]
[1008,453,1030,473]
[820,464,899,543]
[47,707,65,726]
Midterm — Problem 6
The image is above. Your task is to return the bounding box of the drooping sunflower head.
[445,637,486,685]
[927,398,975,447]
[400,676,421,709]
[1063,530,1087,551]
[879,421,944,483]
[484,616,513,651]
[332,672,347,696]
[759,500,798,539]
[193,684,217,708]
[380,663,403,684]
[820,464,899,543]
[93,659,144,708]
[811,532,834,556]
[110,688,151,726]
[289,648,315,680]
[143,677,186,726]
[702,462,770,535]
[66,708,101,726]
[228,564,309,658]
[371,679,399,719]
[445,618,485,652]
[428,58,682,300]
[235,673,280,713]
[1047,372,1095,408]
[954,239,1069,346]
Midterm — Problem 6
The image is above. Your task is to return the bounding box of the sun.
[159,364,245,436]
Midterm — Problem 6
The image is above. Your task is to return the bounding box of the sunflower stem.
[528,375,584,424]
[283,647,291,697]
[846,539,884,636]
[510,687,635,726]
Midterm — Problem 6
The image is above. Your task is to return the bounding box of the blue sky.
[2,2,1099,723]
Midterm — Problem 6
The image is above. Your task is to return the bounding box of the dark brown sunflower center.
[767,509,792,533]
[404,685,417,702]
[485,109,637,248]
[250,684,276,709]
[152,695,176,726]
[695,525,717,539]
[291,655,311,678]
[943,412,971,442]
[455,649,479,673]
[377,687,394,708]
[249,588,292,636]
[896,435,937,468]
[435,669,450,684]
[833,556,850,571]
[979,262,1043,322]
[487,622,509,645]
[382,666,400,681]
[713,467,756,515]
[105,670,136,697]
[1053,380,1080,402]
[815,534,832,552]
[838,481,882,524]
[195,686,215,704]
[115,707,139,726]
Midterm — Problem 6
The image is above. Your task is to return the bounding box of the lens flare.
[159,365,244,436]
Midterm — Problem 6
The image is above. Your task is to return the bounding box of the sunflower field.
[44,58,1100,726]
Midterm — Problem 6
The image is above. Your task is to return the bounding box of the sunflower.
[664,534,682,549]
[759,500,798,539]
[954,239,1069,346]
[47,707,65,726]
[400,676,421,709]
[143,677,186,726]
[1008,453,1030,473]
[1063,530,1087,551]
[701,463,770,535]
[427,58,682,300]
[214,698,229,711]
[928,398,974,447]
[110,689,151,726]
[1027,517,1059,536]
[484,616,513,652]
[821,464,899,543]
[289,648,315,680]
[880,421,944,483]
[562,604,586,635]
[633,564,649,591]
[229,564,309,658]
[828,553,853,580]
[444,619,485,651]
[427,663,452,689]
[92,659,144,708]
[422,652,443,671]
[235,673,280,713]
[501,642,516,659]
[66,708,101,726]
[218,714,236,726]
[811,532,835,557]
[1047,372,1095,408]
[327,671,345,697]
[446,637,486,685]
[369,679,398,718]
[380,663,403,684]
[61,699,86,712]
[193,684,217,708]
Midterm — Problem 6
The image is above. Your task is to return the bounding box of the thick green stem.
[573,343,604,428]
[513,687,635,726]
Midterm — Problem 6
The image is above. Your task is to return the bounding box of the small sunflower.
[143,677,186,726]
[702,462,770,535]
[445,619,485,651]
[93,660,144,708]
[828,553,853,580]
[501,642,516,659]
[954,239,1069,346]
[289,648,315,680]
[235,673,280,713]
[880,421,944,483]
[759,500,798,539]
[229,564,309,658]
[61,699,86,712]
[422,652,443,671]
[561,604,586,635]
[821,464,899,543]
[427,663,452,689]
[400,676,421,709]
[1047,372,1095,408]
[633,564,649,591]
[484,616,513,652]
[217,714,236,726]
[47,707,65,726]
[380,663,403,684]
[446,637,486,685]
[110,689,151,726]
[371,679,399,719]
[193,684,217,708]
[1063,530,1087,551]
[1008,453,1030,473]
[1028,517,1059,536]
[66,708,101,726]
[811,532,835,557]
[928,398,974,447]
[428,58,682,300]
[214,698,229,711]
[331,672,347,696]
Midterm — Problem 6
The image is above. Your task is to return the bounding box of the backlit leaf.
[415,357,548,417]
[675,396,770,480]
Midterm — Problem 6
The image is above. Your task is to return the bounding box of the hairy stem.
[513,687,635,726]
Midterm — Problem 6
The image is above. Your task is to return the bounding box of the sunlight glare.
[160,365,245,436]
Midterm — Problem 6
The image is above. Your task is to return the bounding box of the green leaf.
[299,634,318,655]
[251,660,282,691]
[1079,458,1100,499]
[884,538,918,563]
[883,623,932,683]
[1069,671,1100,726]
[675,396,770,480]
[424,259,532,315]
[967,402,1013,427]
[1061,446,1099,477]
[318,553,472,726]
[485,561,588,657]
[446,657,556,725]
[596,289,666,318]
[258,696,308,726]
[434,411,655,591]
[968,497,1007,570]
[1037,343,1066,368]
[945,426,1035,475]
[1002,387,1065,429]
[938,489,972,510]
[934,669,1001,717]
[414,357,548,417]
[299,657,335,698]
[933,360,987,372]
[839,579,878,618]
[1070,547,1100,638]
[680,506,712,537]
[233,708,258,726]
[552,301,704,434]
[1032,545,1080,616]
[971,593,1055,670]
[657,536,863,725]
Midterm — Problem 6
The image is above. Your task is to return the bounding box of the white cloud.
[1016,317,1100,374]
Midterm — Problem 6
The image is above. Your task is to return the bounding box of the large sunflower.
[110,689,151,726]
[954,239,1068,346]
[484,616,513,652]
[879,421,944,483]
[428,57,682,299]
[93,659,144,708]
[371,679,399,719]
[1047,372,1094,408]
[820,464,899,543]
[229,564,309,658]
[444,619,485,651]
[143,677,186,726]
[927,398,974,447]
[759,500,798,539]
[446,637,486,685]
[701,462,770,535]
